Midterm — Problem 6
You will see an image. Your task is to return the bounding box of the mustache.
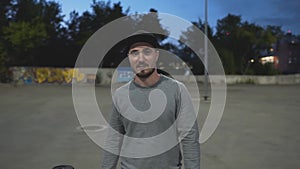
[136,63,149,68]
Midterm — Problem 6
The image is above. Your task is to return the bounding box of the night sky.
[55,0,300,35]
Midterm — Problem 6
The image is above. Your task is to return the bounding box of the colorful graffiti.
[34,68,85,83]
[117,67,134,82]
[10,67,87,84]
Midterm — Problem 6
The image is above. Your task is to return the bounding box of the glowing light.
[260,56,278,65]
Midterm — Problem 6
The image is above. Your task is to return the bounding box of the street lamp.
[204,0,209,100]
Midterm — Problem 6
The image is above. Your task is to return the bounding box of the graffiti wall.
[116,67,134,82]
[10,67,88,84]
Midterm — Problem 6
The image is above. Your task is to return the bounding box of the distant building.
[275,32,300,74]
[259,55,279,69]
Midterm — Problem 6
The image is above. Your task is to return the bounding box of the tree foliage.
[101,10,169,68]
[3,21,47,65]
[4,21,47,50]
[213,14,283,74]
[178,14,285,75]
[0,1,293,81]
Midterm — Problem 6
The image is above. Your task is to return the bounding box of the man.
[101,32,200,169]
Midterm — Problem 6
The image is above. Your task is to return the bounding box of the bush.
[248,62,279,75]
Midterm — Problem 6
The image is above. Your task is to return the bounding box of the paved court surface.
[0,83,299,169]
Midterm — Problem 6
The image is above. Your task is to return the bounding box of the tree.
[214,14,282,74]
[0,0,288,75]
[217,47,235,74]
[179,19,214,74]
[215,14,244,74]
[134,11,168,34]
[64,0,131,68]
[3,21,47,65]
[67,0,129,48]
[1,0,67,66]
[101,9,169,68]
[0,0,12,81]
[0,0,11,27]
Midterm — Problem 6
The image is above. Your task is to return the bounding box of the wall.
[9,67,300,85]
[224,74,300,85]
[9,67,113,85]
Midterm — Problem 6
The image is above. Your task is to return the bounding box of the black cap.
[121,31,160,54]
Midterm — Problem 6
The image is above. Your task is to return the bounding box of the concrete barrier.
[8,67,300,85]
[223,74,300,85]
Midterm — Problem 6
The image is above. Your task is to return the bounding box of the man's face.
[128,42,159,78]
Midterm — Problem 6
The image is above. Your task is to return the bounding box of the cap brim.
[121,33,160,53]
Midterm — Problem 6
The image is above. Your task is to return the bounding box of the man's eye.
[130,51,139,56]
[143,49,152,55]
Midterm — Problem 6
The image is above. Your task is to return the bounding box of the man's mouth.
[135,68,155,78]
[136,64,149,70]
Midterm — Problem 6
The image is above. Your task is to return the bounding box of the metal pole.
[204,0,209,100]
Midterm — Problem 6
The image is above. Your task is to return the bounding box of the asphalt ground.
[0,83,299,169]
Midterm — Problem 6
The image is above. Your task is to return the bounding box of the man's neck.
[134,70,160,87]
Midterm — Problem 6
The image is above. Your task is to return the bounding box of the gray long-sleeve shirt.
[101,75,200,169]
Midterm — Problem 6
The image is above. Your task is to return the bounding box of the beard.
[136,68,155,78]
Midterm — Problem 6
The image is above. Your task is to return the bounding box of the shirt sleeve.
[176,83,201,169]
[101,103,125,169]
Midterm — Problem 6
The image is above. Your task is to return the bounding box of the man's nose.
[137,53,145,62]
